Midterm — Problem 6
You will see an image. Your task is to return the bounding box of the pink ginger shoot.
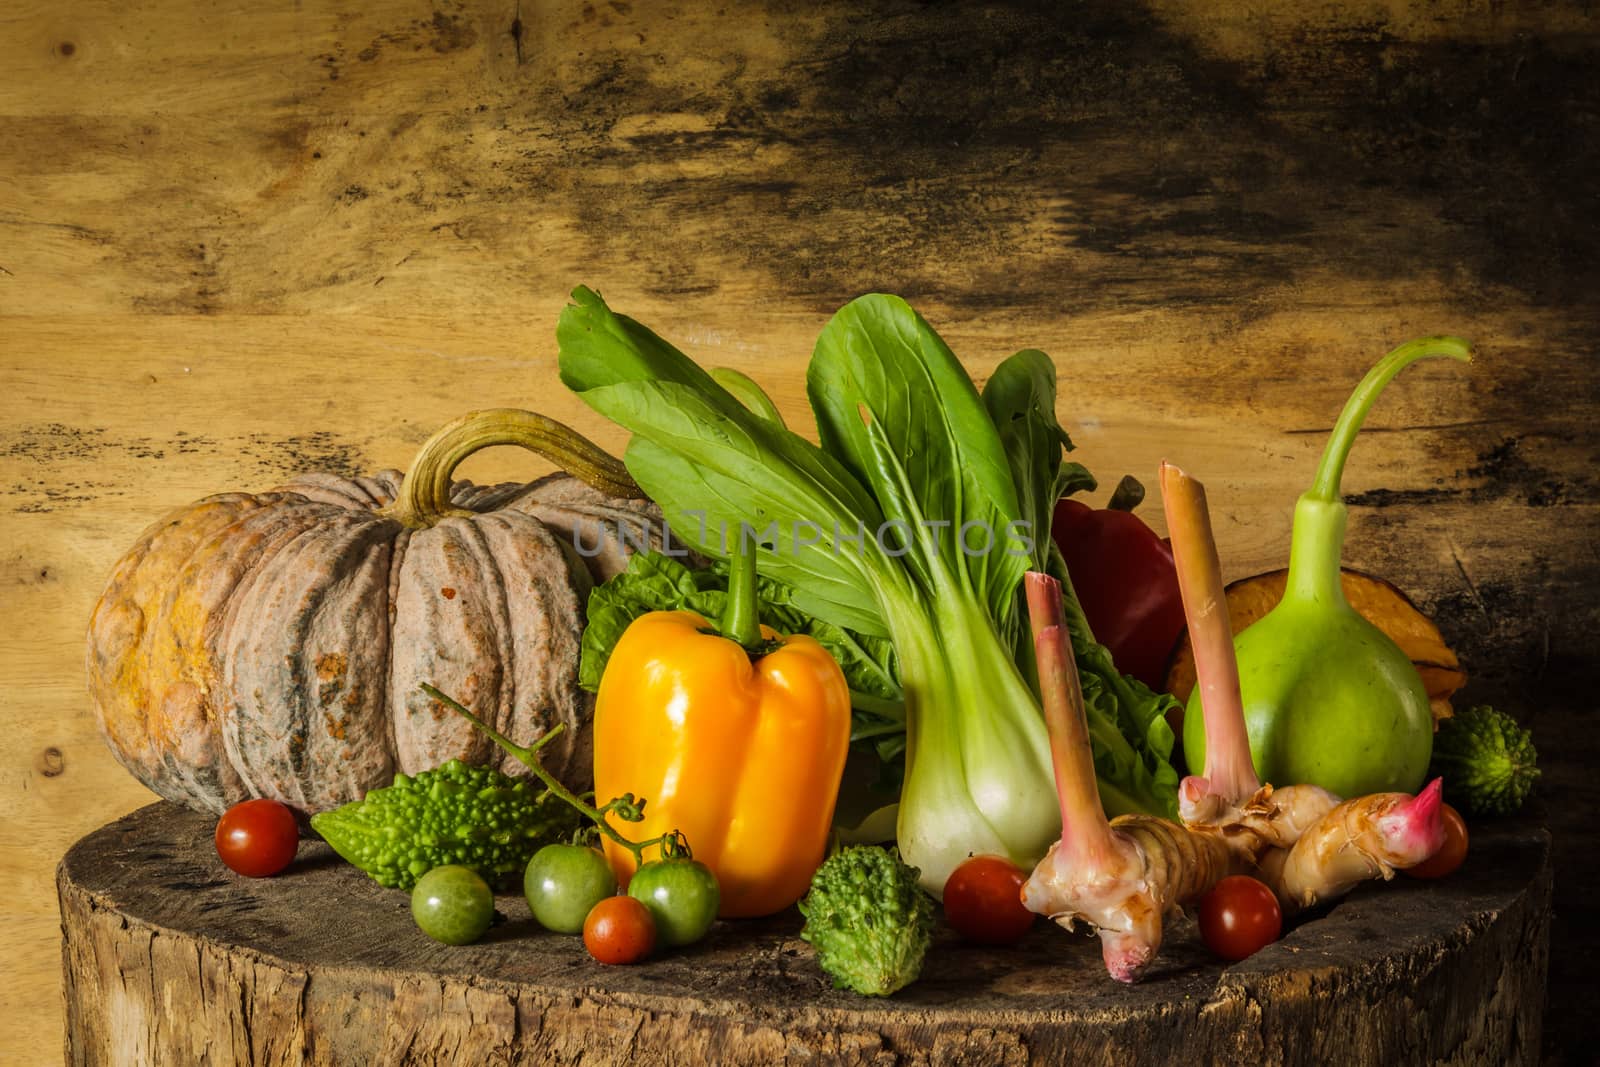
[1021,572,1236,983]
[1159,462,1260,820]
[1261,778,1446,912]
[1162,462,1341,853]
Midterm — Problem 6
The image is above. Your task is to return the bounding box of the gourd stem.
[384,409,639,530]
[1288,336,1471,607]
[720,525,763,649]
[1285,496,1350,605]
[1306,337,1472,504]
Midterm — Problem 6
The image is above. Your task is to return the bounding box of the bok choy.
[557,287,1177,893]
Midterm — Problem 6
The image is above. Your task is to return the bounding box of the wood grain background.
[3,0,1595,1061]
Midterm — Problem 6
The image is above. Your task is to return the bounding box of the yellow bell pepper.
[593,540,853,918]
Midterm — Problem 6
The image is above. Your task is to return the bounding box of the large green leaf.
[807,296,1029,624]
[570,379,889,635]
[559,289,903,634]
[981,348,1074,573]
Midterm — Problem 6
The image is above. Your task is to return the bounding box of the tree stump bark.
[60,802,1550,1066]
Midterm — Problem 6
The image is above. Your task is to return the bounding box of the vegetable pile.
[558,286,1179,893]
[94,287,1541,999]
[1019,465,1456,981]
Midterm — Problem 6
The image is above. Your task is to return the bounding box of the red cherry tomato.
[1198,875,1282,961]
[214,799,299,878]
[942,855,1037,945]
[1404,804,1469,880]
[584,895,656,965]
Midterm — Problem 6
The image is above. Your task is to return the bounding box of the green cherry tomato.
[524,844,617,934]
[412,865,494,945]
[627,859,720,947]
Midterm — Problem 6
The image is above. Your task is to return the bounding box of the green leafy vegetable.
[981,347,1077,575]
[558,286,1177,893]
[808,297,1031,627]
[710,366,788,427]
[984,348,1181,817]
[558,290,889,635]
[310,759,585,890]
[799,845,935,996]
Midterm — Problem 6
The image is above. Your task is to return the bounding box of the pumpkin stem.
[383,408,640,529]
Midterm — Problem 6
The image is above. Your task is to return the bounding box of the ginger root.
[1021,572,1242,983]
[1021,464,1450,985]
[1258,779,1446,913]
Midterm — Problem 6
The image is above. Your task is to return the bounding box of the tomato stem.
[423,683,688,867]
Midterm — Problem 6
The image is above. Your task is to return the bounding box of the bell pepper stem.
[720,525,764,649]
[1107,475,1145,512]
[423,683,686,867]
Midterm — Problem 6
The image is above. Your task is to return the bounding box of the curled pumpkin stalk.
[384,408,640,530]
[1159,462,1446,908]
[1019,572,1239,983]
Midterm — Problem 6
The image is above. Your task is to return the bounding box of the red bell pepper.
[1051,477,1185,690]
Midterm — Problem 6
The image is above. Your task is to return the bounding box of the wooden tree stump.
[60,802,1550,1066]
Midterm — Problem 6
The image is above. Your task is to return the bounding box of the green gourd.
[799,845,934,996]
[1183,336,1472,798]
[310,758,586,889]
[1430,705,1539,815]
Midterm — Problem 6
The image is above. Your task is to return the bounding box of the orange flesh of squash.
[1163,568,1465,727]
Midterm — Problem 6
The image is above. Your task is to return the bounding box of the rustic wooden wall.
[3,0,1595,1061]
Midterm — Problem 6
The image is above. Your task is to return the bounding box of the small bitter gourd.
[1429,705,1539,816]
[798,845,935,996]
[310,759,585,889]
